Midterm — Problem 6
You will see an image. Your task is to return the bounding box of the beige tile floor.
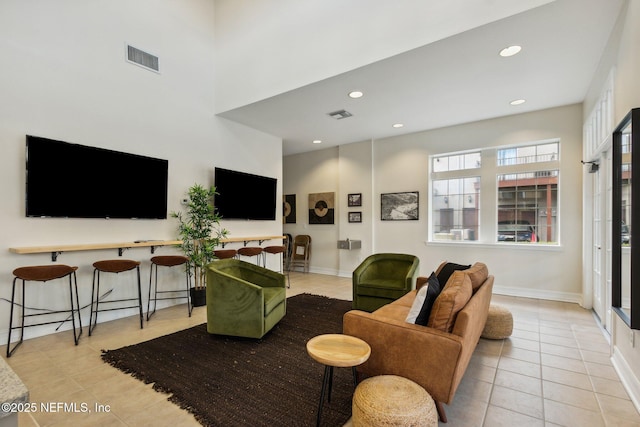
[2,272,639,426]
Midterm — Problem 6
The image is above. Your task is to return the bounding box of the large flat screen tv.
[26,135,168,219]
[214,167,277,220]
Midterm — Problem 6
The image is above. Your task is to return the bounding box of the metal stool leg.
[89,269,100,336]
[6,278,24,358]
[147,263,158,321]
[136,266,143,329]
[69,271,83,345]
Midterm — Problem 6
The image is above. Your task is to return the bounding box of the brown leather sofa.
[343,262,493,423]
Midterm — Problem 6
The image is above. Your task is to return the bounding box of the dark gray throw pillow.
[436,262,471,287]
[415,272,441,326]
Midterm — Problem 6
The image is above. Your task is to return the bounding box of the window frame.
[428,139,561,247]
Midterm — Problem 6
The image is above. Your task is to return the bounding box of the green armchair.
[352,253,420,312]
[206,259,287,338]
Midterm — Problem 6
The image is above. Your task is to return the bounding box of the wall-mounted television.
[214,167,277,220]
[26,135,168,219]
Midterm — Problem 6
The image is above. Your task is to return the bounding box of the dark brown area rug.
[101,293,354,427]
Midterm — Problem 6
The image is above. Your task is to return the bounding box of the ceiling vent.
[327,109,353,120]
[126,45,159,73]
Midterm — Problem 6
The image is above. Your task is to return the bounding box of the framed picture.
[348,193,362,207]
[283,194,296,224]
[381,191,419,221]
[348,212,362,223]
[308,192,335,224]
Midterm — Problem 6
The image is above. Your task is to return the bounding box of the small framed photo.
[348,211,362,223]
[348,193,362,207]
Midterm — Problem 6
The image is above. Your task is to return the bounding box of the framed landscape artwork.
[381,191,419,221]
[348,212,362,223]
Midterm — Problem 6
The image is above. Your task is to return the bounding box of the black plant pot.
[190,287,206,307]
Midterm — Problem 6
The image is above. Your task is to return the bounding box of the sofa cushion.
[466,262,489,293]
[415,273,442,326]
[427,271,472,332]
[405,282,429,323]
[436,262,471,287]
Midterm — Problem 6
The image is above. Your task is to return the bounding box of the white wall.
[284,104,584,302]
[283,147,340,275]
[0,0,283,343]
[583,0,640,410]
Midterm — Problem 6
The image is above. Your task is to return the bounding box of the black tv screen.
[26,135,168,219]
[214,167,277,220]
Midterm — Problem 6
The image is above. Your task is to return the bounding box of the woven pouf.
[352,375,437,427]
[481,304,513,339]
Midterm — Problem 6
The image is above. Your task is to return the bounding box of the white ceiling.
[217,0,624,156]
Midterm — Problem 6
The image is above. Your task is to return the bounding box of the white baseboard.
[493,285,582,304]
[611,346,640,414]
[307,266,339,276]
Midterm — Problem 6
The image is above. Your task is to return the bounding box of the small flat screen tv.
[26,135,168,219]
[214,167,277,220]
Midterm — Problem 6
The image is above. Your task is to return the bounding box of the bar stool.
[7,264,83,357]
[89,259,143,336]
[214,249,237,260]
[237,247,263,265]
[263,245,285,271]
[147,255,191,321]
[263,243,290,288]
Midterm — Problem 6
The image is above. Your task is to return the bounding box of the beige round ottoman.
[352,375,437,427]
[482,304,513,339]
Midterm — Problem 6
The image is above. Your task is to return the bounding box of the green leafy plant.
[171,184,228,290]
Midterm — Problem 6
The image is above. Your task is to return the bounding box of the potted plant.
[172,184,228,306]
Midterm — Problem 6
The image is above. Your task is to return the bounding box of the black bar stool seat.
[89,259,143,336]
[147,255,191,321]
[7,264,83,357]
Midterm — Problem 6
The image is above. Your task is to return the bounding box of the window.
[433,152,481,172]
[497,170,558,243]
[432,177,480,241]
[429,140,560,245]
[430,151,481,242]
[497,142,558,166]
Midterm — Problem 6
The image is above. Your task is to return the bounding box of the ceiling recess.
[327,109,353,120]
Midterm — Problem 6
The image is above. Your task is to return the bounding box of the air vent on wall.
[126,45,159,73]
[327,109,353,120]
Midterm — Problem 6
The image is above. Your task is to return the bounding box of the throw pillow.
[436,262,471,286]
[427,271,472,332]
[405,282,429,323]
[415,272,441,326]
[466,262,489,293]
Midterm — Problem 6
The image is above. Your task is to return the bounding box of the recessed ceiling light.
[312,139,322,144]
[500,45,522,57]
[392,123,404,128]
[348,91,364,99]
[510,99,526,106]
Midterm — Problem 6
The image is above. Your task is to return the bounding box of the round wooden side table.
[306,334,371,427]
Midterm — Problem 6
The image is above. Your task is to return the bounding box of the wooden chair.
[290,235,311,273]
